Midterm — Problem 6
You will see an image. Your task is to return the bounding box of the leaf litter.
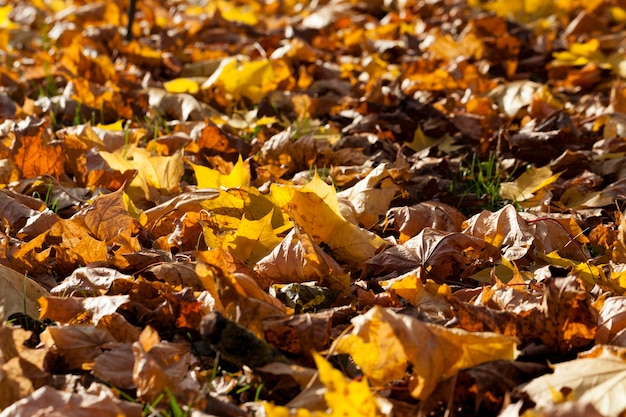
[1,0,626,416]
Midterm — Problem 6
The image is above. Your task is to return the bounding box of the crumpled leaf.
[337,164,400,229]
[196,249,286,334]
[50,266,134,297]
[271,173,386,264]
[334,306,518,399]
[0,385,142,417]
[366,228,500,282]
[91,342,135,389]
[40,325,116,371]
[519,354,626,416]
[464,205,536,260]
[39,295,130,325]
[263,309,335,357]
[70,187,142,255]
[388,201,466,242]
[99,146,184,203]
[379,274,452,319]
[595,296,626,346]
[255,228,349,292]
[146,87,219,121]
[271,283,340,314]
[449,276,597,354]
[132,326,196,402]
[487,81,543,117]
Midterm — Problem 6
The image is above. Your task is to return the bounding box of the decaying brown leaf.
[2,0,626,415]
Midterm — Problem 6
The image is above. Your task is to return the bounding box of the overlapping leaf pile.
[2,0,626,415]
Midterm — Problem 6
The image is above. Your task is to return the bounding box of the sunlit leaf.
[163,78,200,94]
[271,175,386,264]
[335,306,518,399]
[202,57,275,103]
[191,154,250,189]
[226,210,282,265]
[0,264,48,323]
[499,166,561,203]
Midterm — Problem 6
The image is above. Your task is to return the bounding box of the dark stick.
[126,0,137,41]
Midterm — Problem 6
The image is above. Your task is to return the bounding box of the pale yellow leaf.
[499,166,561,202]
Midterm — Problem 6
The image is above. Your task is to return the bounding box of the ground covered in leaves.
[2,0,626,415]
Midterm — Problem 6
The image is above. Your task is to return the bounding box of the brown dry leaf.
[337,164,400,229]
[0,325,49,409]
[132,326,196,403]
[51,266,134,297]
[48,219,109,274]
[40,325,116,371]
[0,189,46,234]
[145,87,218,121]
[70,187,142,258]
[0,385,142,417]
[91,342,135,389]
[379,274,452,321]
[519,355,626,416]
[366,228,500,282]
[0,264,48,322]
[463,205,536,260]
[388,201,466,242]
[39,295,130,325]
[10,117,64,179]
[263,310,334,358]
[0,356,48,411]
[520,212,589,260]
[450,277,597,354]
[196,249,285,335]
[255,228,349,292]
[141,262,204,291]
[0,325,47,369]
[596,296,626,346]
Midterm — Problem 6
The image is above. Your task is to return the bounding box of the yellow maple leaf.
[0,5,19,29]
[264,352,383,417]
[538,251,604,288]
[469,0,556,24]
[552,39,610,68]
[191,155,250,189]
[335,306,518,400]
[216,0,259,25]
[202,57,275,103]
[99,146,184,202]
[499,165,561,203]
[226,210,282,265]
[271,174,386,264]
[314,352,381,416]
[163,78,200,94]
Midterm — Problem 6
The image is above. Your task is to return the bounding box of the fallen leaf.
[0,385,142,417]
[334,306,518,399]
[519,355,626,416]
[0,264,48,323]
